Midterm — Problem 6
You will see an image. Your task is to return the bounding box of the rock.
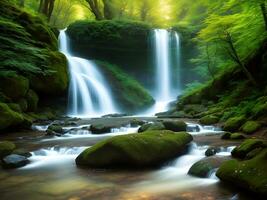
[230,133,246,140]
[216,148,267,196]
[0,141,16,159]
[162,120,187,132]
[183,104,207,115]
[12,149,32,158]
[130,119,146,127]
[102,113,128,118]
[1,154,29,169]
[0,74,29,100]
[26,89,39,112]
[90,124,115,134]
[205,147,220,157]
[76,130,193,168]
[231,139,265,159]
[0,103,24,130]
[46,124,64,136]
[188,156,231,178]
[199,115,219,125]
[223,116,246,132]
[221,132,231,139]
[241,121,261,134]
[138,122,165,133]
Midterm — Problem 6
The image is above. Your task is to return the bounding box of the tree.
[38,0,56,21]
[84,0,104,20]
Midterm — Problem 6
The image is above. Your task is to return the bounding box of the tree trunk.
[260,3,267,31]
[38,0,44,12]
[47,0,55,21]
[103,0,115,20]
[86,0,104,20]
[224,31,257,86]
[19,0,24,7]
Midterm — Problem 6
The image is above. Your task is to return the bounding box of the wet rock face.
[76,130,193,168]
[1,154,29,169]
[188,156,231,178]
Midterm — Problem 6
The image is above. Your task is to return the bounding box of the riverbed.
[0,117,256,200]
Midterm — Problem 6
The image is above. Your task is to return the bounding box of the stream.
[0,117,255,200]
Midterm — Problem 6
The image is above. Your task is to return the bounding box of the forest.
[0,0,267,199]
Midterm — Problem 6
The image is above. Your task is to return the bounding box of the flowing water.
[0,119,251,200]
[59,30,117,118]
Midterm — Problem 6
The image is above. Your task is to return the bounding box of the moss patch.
[241,121,261,134]
[76,131,193,168]
[223,116,246,132]
[0,103,24,130]
[199,115,219,125]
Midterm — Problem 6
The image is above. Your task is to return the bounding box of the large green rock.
[199,115,219,125]
[30,51,68,96]
[76,131,193,168]
[231,139,265,159]
[162,120,187,132]
[223,116,246,132]
[138,122,165,133]
[0,141,16,159]
[0,103,24,130]
[216,148,267,196]
[241,121,261,134]
[0,74,29,100]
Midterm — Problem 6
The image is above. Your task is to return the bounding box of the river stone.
[46,124,64,136]
[138,122,165,133]
[205,147,220,157]
[216,148,267,196]
[0,141,16,159]
[76,130,193,168]
[1,154,29,169]
[162,120,187,132]
[90,124,116,134]
[188,156,231,178]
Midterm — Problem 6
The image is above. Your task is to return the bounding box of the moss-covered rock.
[0,74,29,100]
[223,116,246,132]
[231,139,265,159]
[183,104,207,115]
[188,156,231,178]
[138,122,165,133]
[26,89,39,112]
[0,141,16,159]
[162,120,187,132]
[199,115,219,125]
[76,130,193,168]
[230,133,246,140]
[46,124,64,136]
[216,148,267,196]
[241,121,261,134]
[221,132,232,140]
[90,124,115,134]
[0,103,24,130]
[30,51,68,96]
[205,147,220,157]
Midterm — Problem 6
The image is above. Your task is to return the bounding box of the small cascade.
[59,30,117,118]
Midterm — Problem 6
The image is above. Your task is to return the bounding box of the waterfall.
[59,30,117,118]
[143,29,181,115]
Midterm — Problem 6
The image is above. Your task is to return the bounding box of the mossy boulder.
[216,148,267,196]
[0,74,29,100]
[205,147,220,157]
[0,103,24,130]
[231,139,265,159]
[183,104,207,115]
[46,124,64,136]
[230,133,246,140]
[0,141,16,159]
[90,124,115,134]
[26,89,39,112]
[188,156,231,178]
[223,116,246,132]
[76,130,193,168]
[221,132,232,139]
[241,121,261,134]
[199,115,219,125]
[162,120,187,132]
[138,122,165,133]
[30,51,68,96]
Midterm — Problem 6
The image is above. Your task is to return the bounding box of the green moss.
[67,20,151,50]
[0,103,24,130]
[199,115,219,125]
[7,103,22,113]
[223,115,246,132]
[0,74,29,100]
[138,122,165,133]
[26,89,39,112]
[76,131,193,168]
[230,133,246,140]
[216,149,267,196]
[0,141,16,159]
[231,139,265,159]
[241,121,261,134]
[162,120,187,132]
[95,61,154,113]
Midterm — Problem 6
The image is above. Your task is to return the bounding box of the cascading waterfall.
[59,30,117,117]
[143,29,182,115]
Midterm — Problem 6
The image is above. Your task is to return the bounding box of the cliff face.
[0,0,69,131]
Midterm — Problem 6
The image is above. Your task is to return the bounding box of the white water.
[59,30,117,118]
[141,30,182,115]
